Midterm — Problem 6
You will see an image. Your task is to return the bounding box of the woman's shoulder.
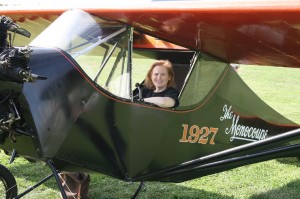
[165,87,179,94]
[141,87,154,97]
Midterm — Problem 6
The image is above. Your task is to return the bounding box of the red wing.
[2,1,300,67]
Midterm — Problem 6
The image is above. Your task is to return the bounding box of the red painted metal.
[2,1,300,67]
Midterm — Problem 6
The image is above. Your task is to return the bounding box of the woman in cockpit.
[135,60,179,108]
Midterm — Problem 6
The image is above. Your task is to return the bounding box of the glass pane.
[179,54,227,108]
[95,31,130,98]
[30,9,131,99]
[132,50,156,89]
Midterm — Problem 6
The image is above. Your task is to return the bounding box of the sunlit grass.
[238,65,300,124]
[0,65,299,199]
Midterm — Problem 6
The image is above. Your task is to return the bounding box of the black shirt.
[137,87,180,108]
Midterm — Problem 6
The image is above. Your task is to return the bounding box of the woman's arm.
[144,97,176,108]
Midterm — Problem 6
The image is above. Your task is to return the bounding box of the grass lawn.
[0,65,299,199]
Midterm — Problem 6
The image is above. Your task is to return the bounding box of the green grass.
[0,65,300,199]
[238,65,300,124]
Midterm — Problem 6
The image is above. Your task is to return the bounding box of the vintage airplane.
[0,0,300,198]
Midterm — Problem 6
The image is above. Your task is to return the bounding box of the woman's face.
[151,65,170,92]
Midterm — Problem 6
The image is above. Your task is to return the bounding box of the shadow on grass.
[250,179,300,199]
[4,155,299,199]
[1,156,232,199]
[247,157,300,199]
[88,174,234,199]
[276,157,300,167]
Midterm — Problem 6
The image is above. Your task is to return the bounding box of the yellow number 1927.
[179,124,218,145]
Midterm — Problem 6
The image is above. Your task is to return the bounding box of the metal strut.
[131,181,145,199]
[9,149,17,164]
[46,159,67,199]
[14,174,53,198]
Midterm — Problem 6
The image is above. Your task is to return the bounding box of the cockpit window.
[30,9,131,99]
[178,54,227,109]
[91,30,131,98]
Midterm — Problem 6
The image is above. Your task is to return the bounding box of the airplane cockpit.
[30,9,229,110]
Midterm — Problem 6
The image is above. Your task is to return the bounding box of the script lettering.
[220,104,234,121]
[220,104,268,142]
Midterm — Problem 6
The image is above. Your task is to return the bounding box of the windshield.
[30,9,131,99]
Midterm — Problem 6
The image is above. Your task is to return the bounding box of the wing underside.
[2,1,300,67]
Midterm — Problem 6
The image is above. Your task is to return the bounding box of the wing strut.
[46,159,68,199]
[133,128,300,182]
[14,174,54,199]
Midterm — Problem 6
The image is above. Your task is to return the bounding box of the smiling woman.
[134,60,180,108]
